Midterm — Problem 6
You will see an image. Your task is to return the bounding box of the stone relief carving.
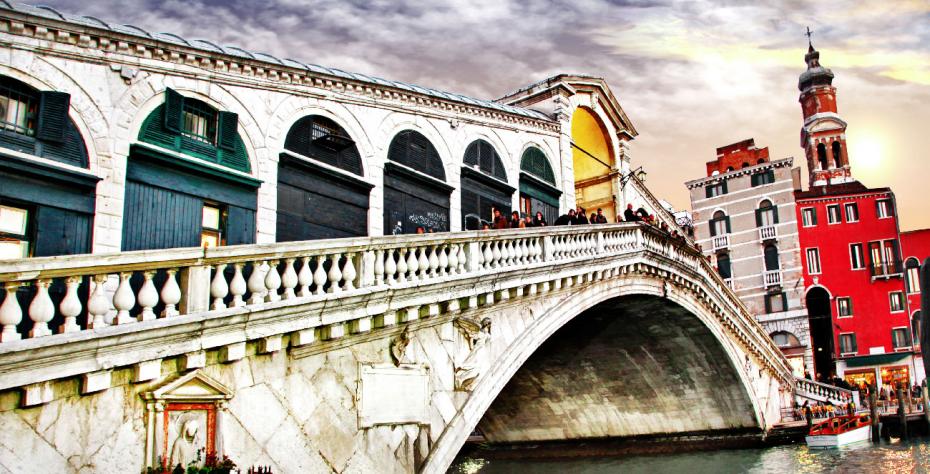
[390,327,411,367]
[454,317,492,391]
[142,370,233,472]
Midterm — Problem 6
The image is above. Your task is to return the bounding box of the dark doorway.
[806,287,834,380]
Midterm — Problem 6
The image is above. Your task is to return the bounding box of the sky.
[42,0,930,230]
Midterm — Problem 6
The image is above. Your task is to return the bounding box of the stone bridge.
[0,224,797,473]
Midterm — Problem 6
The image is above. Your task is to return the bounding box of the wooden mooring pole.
[870,383,880,442]
[897,387,908,440]
[923,380,930,427]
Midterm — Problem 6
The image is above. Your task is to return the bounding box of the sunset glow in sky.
[41,0,930,229]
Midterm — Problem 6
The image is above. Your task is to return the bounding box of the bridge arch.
[424,269,776,470]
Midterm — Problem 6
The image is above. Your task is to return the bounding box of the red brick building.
[794,42,927,389]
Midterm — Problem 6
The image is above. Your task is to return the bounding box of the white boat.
[805,414,872,448]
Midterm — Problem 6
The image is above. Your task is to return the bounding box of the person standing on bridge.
[624,204,639,222]
[554,209,575,226]
[575,206,589,225]
[533,211,547,227]
[492,208,509,230]
[593,208,608,224]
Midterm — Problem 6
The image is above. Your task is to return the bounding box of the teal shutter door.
[755,209,762,227]
[164,88,184,133]
[36,91,71,143]
[217,111,239,152]
[725,216,731,233]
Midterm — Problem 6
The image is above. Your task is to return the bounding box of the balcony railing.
[758,225,777,241]
[764,269,782,287]
[723,278,733,290]
[712,235,729,251]
[870,261,903,278]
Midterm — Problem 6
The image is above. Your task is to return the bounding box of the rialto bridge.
[0,223,817,473]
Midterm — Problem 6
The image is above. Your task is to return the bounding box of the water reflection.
[450,438,930,474]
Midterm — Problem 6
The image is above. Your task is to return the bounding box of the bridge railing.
[795,377,855,405]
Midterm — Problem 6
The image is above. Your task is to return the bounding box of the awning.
[843,353,911,368]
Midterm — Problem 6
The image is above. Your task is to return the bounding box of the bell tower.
[799,29,852,186]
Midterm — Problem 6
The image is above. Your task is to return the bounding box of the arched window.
[906,258,921,293]
[387,130,446,180]
[726,166,734,172]
[817,143,828,170]
[764,244,780,271]
[741,162,750,168]
[461,139,512,229]
[757,158,766,164]
[717,253,732,279]
[709,210,729,236]
[770,331,801,348]
[756,199,778,227]
[519,147,560,226]
[464,139,507,181]
[384,130,451,234]
[832,141,842,167]
[284,115,362,176]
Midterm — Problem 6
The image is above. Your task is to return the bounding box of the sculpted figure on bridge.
[390,327,411,366]
[454,317,492,391]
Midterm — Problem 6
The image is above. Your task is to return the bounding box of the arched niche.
[383,130,452,234]
[571,107,616,219]
[460,139,513,230]
[277,115,373,241]
[518,147,561,226]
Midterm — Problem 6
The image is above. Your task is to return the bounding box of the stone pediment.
[144,370,233,402]
[808,118,845,133]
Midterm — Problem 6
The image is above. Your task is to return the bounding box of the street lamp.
[619,166,647,188]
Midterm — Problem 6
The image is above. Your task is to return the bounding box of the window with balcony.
[806,248,821,275]
[827,204,841,224]
[717,253,732,279]
[764,244,780,271]
[876,199,893,219]
[837,297,853,317]
[891,327,911,350]
[850,243,864,270]
[839,333,857,355]
[0,203,31,259]
[844,202,859,222]
[869,240,902,277]
[765,292,787,313]
[756,199,778,227]
[801,207,817,227]
[906,258,920,293]
[890,291,905,312]
[709,210,730,237]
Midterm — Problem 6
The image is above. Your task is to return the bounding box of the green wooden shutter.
[164,88,184,133]
[811,208,818,225]
[755,209,763,227]
[36,91,71,143]
[709,220,717,237]
[725,216,731,233]
[721,180,728,194]
[767,170,775,184]
[706,186,713,199]
[217,111,239,152]
[773,206,779,224]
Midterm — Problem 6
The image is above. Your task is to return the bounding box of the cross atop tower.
[806,26,813,50]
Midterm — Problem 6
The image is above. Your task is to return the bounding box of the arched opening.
[709,210,729,237]
[518,147,560,226]
[905,257,920,294]
[806,287,834,380]
[771,331,806,376]
[764,244,780,271]
[474,295,757,444]
[741,162,750,168]
[726,166,735,172]
[831,140,842,167]
[756,199,778,227]
[126,88,258,251]
[383,130,451,234]
[571,107,615,220]
[460,139,512,230]
[0,75,93,259]
[277,115,372,241]
[816,143,828,170]
[757,158,766,164]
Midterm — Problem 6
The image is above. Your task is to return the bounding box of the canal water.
[450,438,930,473]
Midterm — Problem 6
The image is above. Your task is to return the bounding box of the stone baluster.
[161,269,181,317]
[265,260,282,302]
[396,249,408,283]
[457,244,467,273]
[210,264,229,310]
[248,261,268,304]
[138,271,159,321]
[229,264,246,307]
[533,238,543,262]
[297,257,313,297]
[87,274,110,328]
[502,240,513,266]
[428,246,440,278]
[479,243,490,269]
[27,279,54,337]
[374,250,385,285]
[342,253,357,291]
[313,255,328,294]
[418,247,430,279]
[492,241,502,268]
[327,255,344,293]
[112,272,136,325]
[406,248,419,281]
[384,250,397,284]
[0,282,22,341]
[59,276,82,334]
[281,258,298,300]
[519,239,528,264]
[438,245,449,276]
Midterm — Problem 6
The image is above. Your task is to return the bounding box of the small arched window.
[741,162,750,168]
[764,244,780,271]
[756,199,778,227]
[726,166,734,172]
[832,141,842,167]
[464,139,507,181]
[770,331,801,347]
[906,258,921,293]
[709,210,729,236]
[757,158,766,164]
[717,253,732,279]
[817,143,828,170]
[387,130,445,180]
[520,147,555,184]
[284,115,362,176]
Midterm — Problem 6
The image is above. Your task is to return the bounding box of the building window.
[806,248,821,275]
[891,328,911,350]
[756,199,778,227]
[827,204,841,224]
[706,181,727,198]
[844,202,859,222]
[837,297,853,317]
[889,291,905,312]
[801,208,817,227]
[876,199,893,218]
[914,312,922,346]
[906,258,920,293]
[764,244,780,271]
[181,100,218,145]
[0,79,36,136]
[869,240,902,277]
[850,243,864,270]
[817,143,829,170]
[0,203,31,258]
[717,253,732,279]
[765,292,787,314]
[751,170,775,187]
[839,333,857,355]
[200,204,226,248]
[771,331,800,347]
[709,210,729,236]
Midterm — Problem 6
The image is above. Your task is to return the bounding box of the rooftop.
[794,181,892,200]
